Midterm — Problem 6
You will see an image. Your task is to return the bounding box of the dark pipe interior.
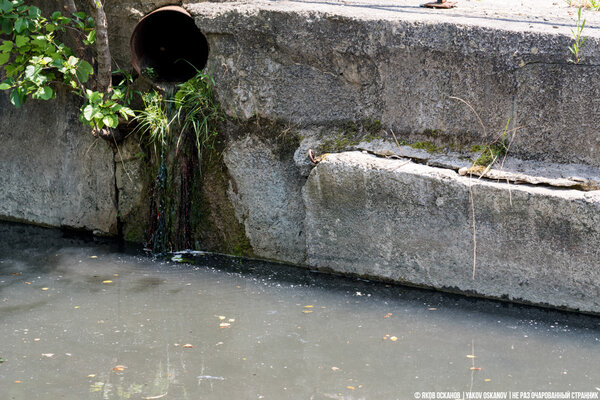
[131,9,208,83]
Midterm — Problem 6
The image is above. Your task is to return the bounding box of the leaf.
[9,88,23,108]
[183,344,193,348]
[83,104,95,121]
[83,30,95,45]
[24,65,38,80]
[120,107,136,118]
[76,60,93,83]
[73,12,86,19]
[0,40,13,52]
[102,114,118,128]
[0,52,9,66]
[0,0,13,12]
[15,35,28,48]
[1,18,11,35]
[14,18,26,33]
[112,365,127,371]
[41,353,54,358]
[102,280,113,284]
[28,6,41,19]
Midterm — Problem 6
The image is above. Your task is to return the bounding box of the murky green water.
[0,222,599,400]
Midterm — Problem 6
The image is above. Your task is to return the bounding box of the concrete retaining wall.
[2,0,600,313]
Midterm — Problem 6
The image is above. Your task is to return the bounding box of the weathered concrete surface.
[224,135,305,264]
[0,91,117,234]
[303,152,600,313]
[189,0,600,166]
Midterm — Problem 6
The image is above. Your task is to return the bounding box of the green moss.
[410,141,443,154]
[317,118,385,153]
[124,224,145,243]
[472,142,507,167]
[191,142,255,258]
[470,144,486,153]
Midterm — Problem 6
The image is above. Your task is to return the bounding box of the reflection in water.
[0,222,599,399]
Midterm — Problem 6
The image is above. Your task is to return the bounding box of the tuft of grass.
[472,142,507,167]
[569,7,588,64]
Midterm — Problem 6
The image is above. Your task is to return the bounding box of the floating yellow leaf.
[484,378,491,382]
[470,367,482,371]
[217,316,226,320]
[14,380,21,384]
[25,282,31,285]
[384,313,392,318]
[113,274,118,277]
[428,307,437,311]
[112,365,127,371]
[302,310,313,314]
[74,306,80,309]
[390,336,398,342]
[41,288,49,291]
[87,374,96,378]
[347,386,355,390]
[228,318,235,322]
[90,256,97,259]
[102,280,113,284]
[304,305,314,308]
[183,344,193,348]
[466,355,476,359]
[220,323,231,328]
[41,353,54,358]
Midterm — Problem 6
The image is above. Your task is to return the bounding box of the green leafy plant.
[135,71,221,163]
[569,7,588,64]
[0,0,135,135]
[172,72,222,166]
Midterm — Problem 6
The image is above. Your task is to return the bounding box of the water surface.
[0,222,599,399]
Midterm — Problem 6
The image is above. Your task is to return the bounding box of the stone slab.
[0,91,117,235]
[303,152,600,313]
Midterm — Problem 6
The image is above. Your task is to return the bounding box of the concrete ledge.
[189,0,600,166]
[303,152,600,313]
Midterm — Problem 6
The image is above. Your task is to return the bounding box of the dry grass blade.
[448,96,487,138]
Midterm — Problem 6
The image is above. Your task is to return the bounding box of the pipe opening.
[130,6,208,83]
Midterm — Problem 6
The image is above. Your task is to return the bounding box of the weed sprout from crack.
[569,7,588,64]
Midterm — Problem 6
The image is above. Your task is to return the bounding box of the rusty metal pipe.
[130,6,209,82]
